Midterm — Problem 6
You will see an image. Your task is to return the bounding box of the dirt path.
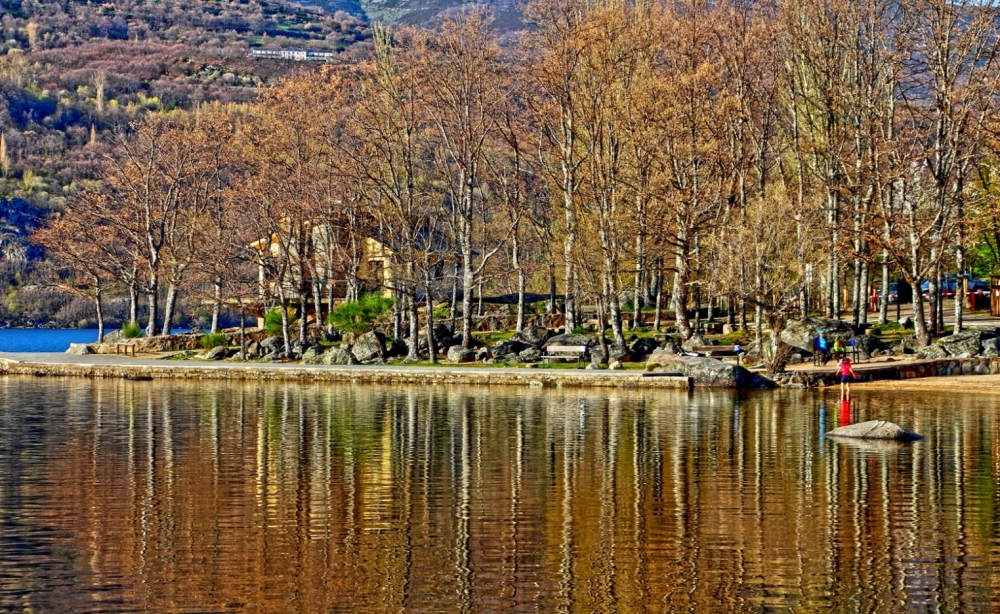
[851,373,1000,394]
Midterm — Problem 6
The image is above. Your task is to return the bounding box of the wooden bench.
[690,345,742,365]
[542,345,588,368]
[115,343,137,358]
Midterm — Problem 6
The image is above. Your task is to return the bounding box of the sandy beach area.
[851,373,1000,393]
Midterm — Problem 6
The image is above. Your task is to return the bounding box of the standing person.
[838,357,858,398]
[813,330,830,365]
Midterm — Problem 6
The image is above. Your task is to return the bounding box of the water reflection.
[0,377,997,612]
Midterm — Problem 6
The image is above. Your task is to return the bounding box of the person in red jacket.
[838,357,858,398]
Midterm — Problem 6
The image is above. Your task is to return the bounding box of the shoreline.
[0,353,693,389]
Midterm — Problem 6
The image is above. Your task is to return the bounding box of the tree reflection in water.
[0,377,995,612]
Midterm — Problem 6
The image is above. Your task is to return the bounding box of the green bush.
[572,325,587,335]
[121,321,142,339]
[199,332,228,350]
[328,293,394,335]
[264,309,289,335]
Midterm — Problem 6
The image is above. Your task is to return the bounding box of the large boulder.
[544,333,597,352]
[407,323,454,355]
[492,339,526,357]
[203,345,229,360]
[898,316,913,329]
[102,330,125,343]
[66,343,93,355]
[608,344,633,363]
[780,317,854,353]
[937,330,984,357]
[629,336,659,358]
[447,345,476,363]
[321,347,360,365]
[260,336,283,353]
[301,346,324,364]
[981,337,1000,357]
[825,420,922,441]
[848,334,884,360]
[916,343,949,359]
[351,331,387,362]
[512,325,553,348]
[646,351,773,388]
[519,347,542,363]
[681,334,713,351]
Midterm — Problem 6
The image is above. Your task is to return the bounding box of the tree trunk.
[146,272,158,337]
[653,258,663,332]
[878,256,889,325]
[449,272,458,334]
[129,284,138,327]
[461,249,474,349]
[548,261,556,315]
[94,288,105,343]
[299,290,308,343]
[954,244,965,333]
[211,279,222,334]
[673,245,693,340]
[425,269,437,364]
[240,309,247,359]
[161,282,177,336]
[513,234,525,333]
[407,290,419,362]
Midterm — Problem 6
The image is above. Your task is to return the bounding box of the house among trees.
[249,48,337,62]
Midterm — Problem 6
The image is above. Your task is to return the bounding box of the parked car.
[968,279,990,296]
[874,282,900,304]
[920,276,988,299]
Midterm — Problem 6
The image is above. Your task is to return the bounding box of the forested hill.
[0,0,371,326]
[0,0,368,210]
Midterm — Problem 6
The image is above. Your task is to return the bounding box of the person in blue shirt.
[813,330,830,365]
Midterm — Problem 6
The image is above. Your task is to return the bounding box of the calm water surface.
[0,328,100,352]
[0,378,996,612]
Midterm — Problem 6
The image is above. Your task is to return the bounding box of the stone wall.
[0,359,693,389]
[770,357,1000,389]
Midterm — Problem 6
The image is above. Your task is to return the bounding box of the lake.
[0,328,100,352]
[0,378,995,612]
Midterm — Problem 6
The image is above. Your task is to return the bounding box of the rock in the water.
[681,334,712,351]
[780,317,854,353]
[447,345,476,363]
[645,352,773,388]
[66,343,93,355]
[937,330,984,357]
[321,347,360,365]
[351,330,387,362]
[512,325,553,348]
[825,420,922,441]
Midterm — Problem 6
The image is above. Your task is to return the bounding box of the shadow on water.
[0,377,996,612]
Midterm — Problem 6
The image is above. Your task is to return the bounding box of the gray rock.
[301,346,323,363]
[543,333,596,350]
[586,362,600,370]
[321,347,359,365]
[780,317,854,353]
[646,351,773,388]
[916,344,949,359]
[518,348,542,363]
[984,347,1000,358]
[246,341,261,358]
[387,339,408,358]
[629,337,659,358]
[261,336,283,352]
[512,325,553,348]
[609,360,624,370]
[898,316,913,329]
[825,420,922,441]
[681,334,712,351]
[447,345,476,363]
[788,353,803,365]
[938,330,983,357]
[66,343,93,355]
[981,337,1000,356]
[351,330,387,362]
[102,330,124,343]
[475,347,490,362]
[608,344,633,363]
[492,339,526,357]
[848,334,884,360]
[204,345,228,360]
